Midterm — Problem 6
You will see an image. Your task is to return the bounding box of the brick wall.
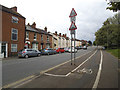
[2,11,25,56]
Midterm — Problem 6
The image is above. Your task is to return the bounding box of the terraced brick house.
[25,22,52,50]
[0,5,25,58]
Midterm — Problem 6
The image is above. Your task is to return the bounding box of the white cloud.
[0,0,116,42]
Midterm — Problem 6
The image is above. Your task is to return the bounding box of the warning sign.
[69,8,77,17]
[69,22,77,30]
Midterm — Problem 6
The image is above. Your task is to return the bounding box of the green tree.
[95,13,120,48]
[106,0,120,12]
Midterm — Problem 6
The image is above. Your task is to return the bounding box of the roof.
[0,4,25,19]
[26,25,52,36]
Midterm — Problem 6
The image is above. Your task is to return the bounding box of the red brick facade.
[0,5,25,57]
[25,23,52,50]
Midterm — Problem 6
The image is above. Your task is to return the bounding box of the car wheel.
[25,55,28,58]
[38,54,41,57]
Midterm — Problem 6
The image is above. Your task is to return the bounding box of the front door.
[1,43,6,58]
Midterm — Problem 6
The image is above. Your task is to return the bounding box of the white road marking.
[44,50,97,77]
[92,50,103,89]
[66,50,97,76]
[44,73,66,77]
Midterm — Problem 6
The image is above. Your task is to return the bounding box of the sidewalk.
[0,56,18,61]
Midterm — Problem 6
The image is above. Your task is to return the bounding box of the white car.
[82,46,87,50]
[68,47,77,53]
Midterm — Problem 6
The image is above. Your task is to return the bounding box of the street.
[2,46,119,89]
[2,46,95,86]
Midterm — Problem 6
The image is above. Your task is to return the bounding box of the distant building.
[25,22,52,50]
[0,5,25,58]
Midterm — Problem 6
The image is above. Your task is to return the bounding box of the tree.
[88,40,92,46]
[93,41,96,46]
[95,13,120,48]
[106,0,120,12]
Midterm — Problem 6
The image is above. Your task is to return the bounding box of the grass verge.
[106,49,120,59]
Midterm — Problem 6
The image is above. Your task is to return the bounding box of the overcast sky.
[1,0,116,42]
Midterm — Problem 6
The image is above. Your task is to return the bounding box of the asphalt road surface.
[2,46,96,86]
[2,46,119,89]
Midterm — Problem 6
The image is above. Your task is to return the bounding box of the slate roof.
[0,4,25,19]
[26,25,52,36]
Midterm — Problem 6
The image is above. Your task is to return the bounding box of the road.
[2,46,119,89]
[2,46,96,86]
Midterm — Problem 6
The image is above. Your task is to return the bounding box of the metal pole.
[71,32,72,65]
[74,31,76,65]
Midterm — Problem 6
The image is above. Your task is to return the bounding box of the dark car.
[18,49,41,58]
[41,48,57,55]
[56,48,65,53]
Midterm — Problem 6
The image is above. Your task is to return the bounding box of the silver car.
[41,48,57,55]
[18,49,41,58]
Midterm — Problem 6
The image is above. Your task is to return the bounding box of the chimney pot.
[44,27,47,32]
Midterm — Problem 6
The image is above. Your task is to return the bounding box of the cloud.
[0,0,115,42]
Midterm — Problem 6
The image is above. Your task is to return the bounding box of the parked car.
[56,48,65,53]
[82,46,87,50]
[64,47,69,52]
[18,49,41,58]
[41,48,57,55]
[68,47,77,53]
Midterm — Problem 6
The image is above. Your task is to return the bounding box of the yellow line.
[2,75,35,88]
[2,50,94,88]
[40,50,92,74]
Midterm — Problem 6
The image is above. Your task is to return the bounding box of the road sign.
[70,16,76,22]
[69,22,77,30]
[69,8,77,17]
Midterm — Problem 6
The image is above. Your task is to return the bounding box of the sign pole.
[71,31,72,65]
[74,31,76,65]
[69,8,77,66]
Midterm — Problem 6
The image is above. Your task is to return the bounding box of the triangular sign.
[69,8,77,17]
[69,22,77,30]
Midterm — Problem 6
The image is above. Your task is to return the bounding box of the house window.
[41,35,43,41]
[11,44,17,52]
[11,28,18,41]
[12,16,18,23]
[47,36,49,42]
[34,33,37,40]
[26,31,29,39]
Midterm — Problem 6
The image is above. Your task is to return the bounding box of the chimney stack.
[64,34,67,38]
[44,27,47,32]
[31,22,36,28]
[27,23,30,26]
[11,6,17,12]
[55,31,57,36]
[59,33,61,37]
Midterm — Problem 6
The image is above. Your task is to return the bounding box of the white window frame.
[34,33,37,40]
[11,44,17,52]
[12,16,19,23]
[11,28,18,41]
[26,31,29,40]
